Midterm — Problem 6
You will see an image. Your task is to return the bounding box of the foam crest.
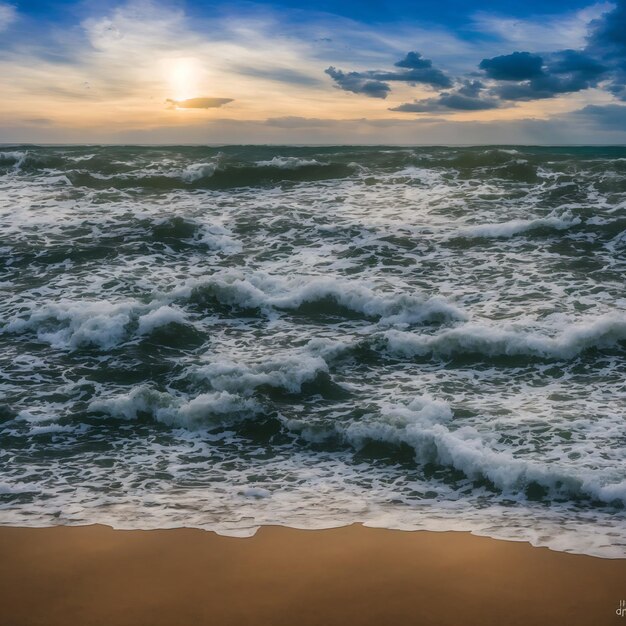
[385,314,626,360]
[173,271,465,324]
[194,353,330,394]
[4,300,137,350]
[147,216,240,253]
[455,210,581,239]
[307,395,626,506]
[0,150,28,171]
[197,224,242,253]
[89,385,261,428]
[255,156,321,168]
[270,279,464,324]
[3,145,626,558]
[0,150,27,164]
[137,305,189,335]
[180,162,219,182]
[304,337,358,361]
[4,299,196,350]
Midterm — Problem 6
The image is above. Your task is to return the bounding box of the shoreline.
[0,523,624,626]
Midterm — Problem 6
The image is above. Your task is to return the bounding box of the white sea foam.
[0,150,27,163]
[385,314,626,359]
[2,146,625,559]
[137,305,189,335]
[4,299,195,349]
[88,385,173,420]
[165,392,261,429]
[65,154,96,162]
[4,300,137,350]
[194,353,330,394]
[29,423,76,435]
[89,386,261,428]
[0,481,34,495]
[0,150,28,171]
[180,161,219,182]
[304,337,356,361]
[391,166,445,185]
[90,386,626,506]
[455,210,581,239]
[147,215,241,253]
[171,271,466,324]
[290,395,626,506]
[255,156,321,168]
[196,224,242,253]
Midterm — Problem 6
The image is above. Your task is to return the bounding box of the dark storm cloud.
[609,77,626,100]
[322,0,626,116]
[391,80,500,112]
[394,51,436,70]
[586,0,626,99]
[494,71,603,101]
[482,3,623,103]
[324,67,391,98]
[482,49,608,102]
[573,103,626,130]
[325,51,451,99]
[452,6,626,106]
[588,0,626,56]
[479,52,544,81]
[371,66,452,88]
[548,50,607,78]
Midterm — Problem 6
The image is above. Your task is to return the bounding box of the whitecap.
[170,271,466,324]
[88,386,261,429]
[137,305,189,335]
[384,314,626,360]
[255,156,321,169]
[455,209,581,239]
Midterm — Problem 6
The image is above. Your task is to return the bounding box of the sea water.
[0,145,624,557]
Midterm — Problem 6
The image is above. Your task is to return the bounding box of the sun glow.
[166,57,201,102]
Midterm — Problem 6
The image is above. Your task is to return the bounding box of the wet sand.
[0,524,624,626]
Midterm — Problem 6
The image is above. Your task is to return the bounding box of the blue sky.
[0,0,625,143]
[13,0,598,27]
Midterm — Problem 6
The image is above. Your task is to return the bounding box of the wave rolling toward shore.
[0,145,625,558]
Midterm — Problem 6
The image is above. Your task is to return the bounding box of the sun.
[166,57,201,102]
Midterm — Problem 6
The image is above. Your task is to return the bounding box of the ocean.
[0,145,624,557]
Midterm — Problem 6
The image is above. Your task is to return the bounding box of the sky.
[0,0,625,144]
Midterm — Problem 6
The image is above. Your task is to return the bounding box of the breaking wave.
[89,386,626,507]
[2,144,626,558]
[384,315,626,360]
[89,386,261,429]
[172,272,466,324]
[454,210,582,239]
[326,396,626,506]
[2,299,195,350]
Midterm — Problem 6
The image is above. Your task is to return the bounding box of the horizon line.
[3,143,626,148]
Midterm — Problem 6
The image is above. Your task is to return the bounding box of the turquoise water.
[0,145,625,556]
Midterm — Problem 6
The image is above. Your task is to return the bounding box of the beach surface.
[0,524,624,626]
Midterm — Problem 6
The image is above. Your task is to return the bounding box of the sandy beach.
[0,524,624,626]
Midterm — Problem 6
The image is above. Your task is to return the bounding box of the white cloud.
[0,2,17,32]
[0,0,457,123]
[0,0,619,142]
[470,3,613,53]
